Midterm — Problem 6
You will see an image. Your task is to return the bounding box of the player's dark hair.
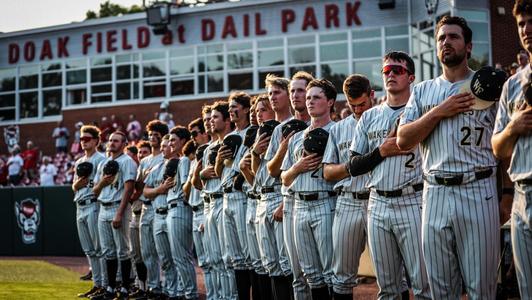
[127,145,138,155]
[146,120,169,136]
[202,104,212,117]
[307,79,337,101]
[291,71,315,86]
[513,0,532,17]
[170,125,191,142]
[136,140,151,152]
[343,74,372,100]
[211,101,231,121]
[188,118,205,134]
[80,125,101,140]
[182,140,197,157]
[228,91,251,109]
[383,51,416,74]
[435,15,472,46]
[265,74,290,93]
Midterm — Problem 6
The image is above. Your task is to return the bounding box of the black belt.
[341,191,370,200]
[191,204,204,212]
[434,169,492,186]
[209,193,224,200]
[517,179,532,186]
[100,201,121,207]
[155,207,168,215]
[376,183,424,198]
[223,186,233,193]
[78,198,97,206]
[261,186,278,194]
[246,192,259,200]
[298,191,337,201]
[141,200,152,206]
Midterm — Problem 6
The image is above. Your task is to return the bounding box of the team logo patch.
[425,0,438,15]
[14,198,41,244]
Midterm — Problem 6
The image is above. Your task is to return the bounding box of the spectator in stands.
[21,140,40,180]
[52,121,70,153]
[71,122,83,154]
[0,158,8,186]
[510,62,519,75]
[7,145,24,185]
[126,114,142,144]
[110,114,124,132]
[39,156,57,186]
[517,50,529,72]
[100,116,113,145]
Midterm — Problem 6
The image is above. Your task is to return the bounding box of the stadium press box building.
[0,0,519,154]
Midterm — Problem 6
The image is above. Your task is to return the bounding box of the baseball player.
[492,2,532,298]
[166,126,198,300]
[397,16,500,299]
[280,78,338,300]
[200,101,237,300]
[185,118,216,300]
[127,140,150,297]
[132,120,168,299]
[143,135,181,299]
[92,131,137,300]
[73,125,107,298]
[322,74,373,300]
[214,92,252,300]
[264,71,314,300]
[251,75,293,299]
[347,52,430,299]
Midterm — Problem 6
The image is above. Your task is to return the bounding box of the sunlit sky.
[0,0,146,33]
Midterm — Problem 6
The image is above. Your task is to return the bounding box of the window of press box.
[143,80,166,98]
[117,82,139,100]
[91,67,112,82]
[320,43,348,62]
[469,43,489,70]
[171,78,194,96]
[321,63,348,93]
[0,68,16,92]
[42,89,62,116]
[143,61,166,77]
[289,65,315,78]
[228,72,253,91]
[353,60,383,91]
[288,46,315,65]
[67,69,87,85]
[258,69,284,89]
[91,84,112,103]
[0,93,15,121]
[170,57,195,75]
[258,49,284,67]
[20,91,38,118]
[67,87,87,105]
[19,65,38,90]
[42,72,62,87]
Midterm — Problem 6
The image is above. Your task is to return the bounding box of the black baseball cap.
[459,66,507,110]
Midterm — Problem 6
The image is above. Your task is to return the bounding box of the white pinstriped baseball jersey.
[202,141,223,194]
[351,103,422,191]
[74,151,106,202]
[400,74,498,174]
[136,153,165,201]
[494,65,532,182]
[188,159,203,207]
[281,121,336,193]
[221,128,249,189]
[323,116,369,192]
[143,161,168,209]
[166,156,190,203]
[95,153,137,203]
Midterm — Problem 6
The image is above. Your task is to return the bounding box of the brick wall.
[490,0,522,67]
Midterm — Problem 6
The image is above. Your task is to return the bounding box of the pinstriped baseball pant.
[256,193,291,276]
[153,213,179,297]
[77,202,106,287]
[332,195,368,295]
[223,192,250,270]
[367,190,430,300]
[98,203,131,261]
[192,209,216,300]
[139,204,160,291]
[422,176,499,300]
[167,203,198,299]
[511,185,532,300]
[246,198,267,274]
[283,195,310,299]
[130,212,142,264]
[293,196,335,289]
[206,197,236,299]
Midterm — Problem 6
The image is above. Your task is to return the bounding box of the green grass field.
[0,260,92,300]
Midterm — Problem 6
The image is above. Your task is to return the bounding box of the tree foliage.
[85,1,144,20]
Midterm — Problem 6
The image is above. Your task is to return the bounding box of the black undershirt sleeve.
[346,148,385,177]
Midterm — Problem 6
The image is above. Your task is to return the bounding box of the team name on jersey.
[368,129,389,140]
[422,104,438,114]
[338,141,351,152]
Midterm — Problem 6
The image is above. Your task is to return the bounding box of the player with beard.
[200,101,236,300]
[92,131,136,300]
[398,16,500,299]
[265,71,314,300]
[214,92,253,300]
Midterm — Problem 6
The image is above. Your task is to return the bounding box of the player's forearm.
[267,149,286,178]
[251,153,261,174]
[92,182,104,197]
[323,164,349,182]
[491,129,518,160]
[183,180,191,200]
[281,167,299,187]
[143,186,160,199]
[214,159,224,177]
[241,166,255,185]
[347,150,384,177]
[397,109,443,150]
[118,182,134,215]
